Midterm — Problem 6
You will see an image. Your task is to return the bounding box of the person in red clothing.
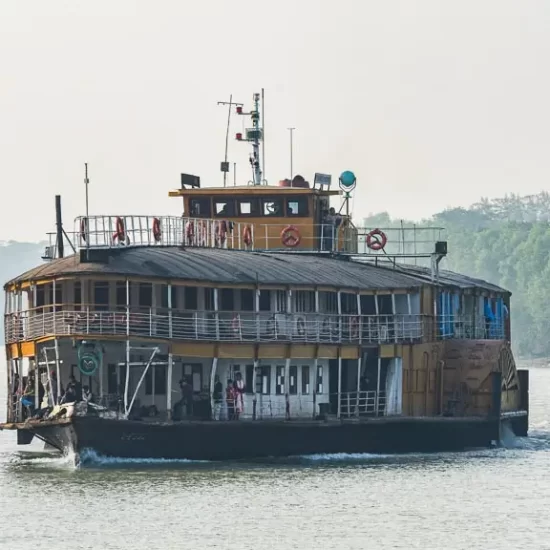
[226,380,236,420]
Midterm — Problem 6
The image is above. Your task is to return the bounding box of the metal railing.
[438,314,506,340]
[339,390,386,417]
[4,306,427,345]
[42,215,446,258]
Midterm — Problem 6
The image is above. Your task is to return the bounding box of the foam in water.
[78,448,210,467]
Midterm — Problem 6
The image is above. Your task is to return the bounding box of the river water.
[0,367,549,550]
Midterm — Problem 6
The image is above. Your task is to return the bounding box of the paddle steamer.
[1,93,529,461]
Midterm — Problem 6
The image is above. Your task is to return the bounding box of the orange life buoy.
[281,225,301,247]
[216,220,227,246]
[366,228,387,251]
[112,217,126,243]
[243,225,253,247]
[80,217,88,243]
[185,220,195,244]
[152,217,162,242]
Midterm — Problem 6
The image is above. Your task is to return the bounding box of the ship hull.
[17,413,526,461]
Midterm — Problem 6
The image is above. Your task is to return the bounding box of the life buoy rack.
[350,316,360,339]
[80,217,88,243]
[366,228,387,251]
[112,217,128,245]
[281,225,301,247]
[243,225,253,247]
[296,316,306,337]
[152,217,162,242]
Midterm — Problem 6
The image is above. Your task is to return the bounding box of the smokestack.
[55,195,64,259]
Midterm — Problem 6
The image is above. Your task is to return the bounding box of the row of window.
[36,283,388,314]
[100,363,324,397]
[189,196,309,219]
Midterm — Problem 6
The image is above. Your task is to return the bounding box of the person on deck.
[20,373,36,417]
[213,375,223,420]
[82,385,93,403]
[234,372,246,420]
[226,380,236,420]
[179,377,194,417]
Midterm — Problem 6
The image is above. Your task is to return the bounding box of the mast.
[217,95,243,187]
[235,92,264,186]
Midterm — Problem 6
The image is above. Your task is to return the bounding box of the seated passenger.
[82,385,93,403]
[20,374,36,417]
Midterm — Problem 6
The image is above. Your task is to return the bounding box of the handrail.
[39,215,448,256]
[4,306,427,345]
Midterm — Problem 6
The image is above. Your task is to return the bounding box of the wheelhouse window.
[189,198,211,218]
[214,199,235,217]
[238,198,260,216]
[286,196,308,216]
[262,198,283,216]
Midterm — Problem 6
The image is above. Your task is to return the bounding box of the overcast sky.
[1,0,549,241]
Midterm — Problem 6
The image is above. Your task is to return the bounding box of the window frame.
[237,197,260,217]
[213,198,236,217]
[188,198,212,218]
[286,196,309,217]
[261,197,284,217]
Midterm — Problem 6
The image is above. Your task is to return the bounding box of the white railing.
[339,391,386,417]
[438,314,506,340]
[4,307,427,345]
[70,215,255,251]
[41,215,446,257]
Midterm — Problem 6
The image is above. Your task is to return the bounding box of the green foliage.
[364,193,550,357]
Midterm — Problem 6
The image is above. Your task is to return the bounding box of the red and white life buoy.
[366,228,387,251]
[216,220,227,246]
[243,225,253,247]
[152,217,162,242]
[112,217,128,245]
[281,225,301,247]
[185,220,195,244]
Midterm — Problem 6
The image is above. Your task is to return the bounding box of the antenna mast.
[217,95,243,187]
[235,92,264,186]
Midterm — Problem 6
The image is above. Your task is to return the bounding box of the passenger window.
[263,199,283,216]
[286,197,308,216]
[189,198,211,218]
[238,199,259,216]
[214,200,235,217]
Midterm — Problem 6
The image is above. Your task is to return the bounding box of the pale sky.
[1,0,549,241]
